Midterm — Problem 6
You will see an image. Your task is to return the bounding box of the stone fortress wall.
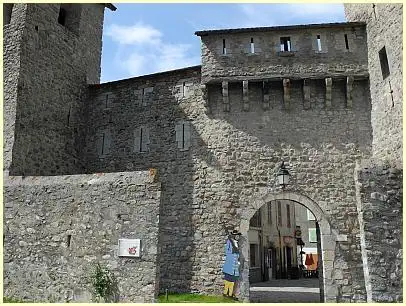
[3,3,402,303]
[4,171,161,302]
[82,24,373,298]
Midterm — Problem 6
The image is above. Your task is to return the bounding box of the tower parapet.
[3,4,111,176]
[196,22,368,84]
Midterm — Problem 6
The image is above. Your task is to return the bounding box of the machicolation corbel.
[283,78,291,110]
[222,81,230,112]
[346,76,354,108]
[325,77,332,108]
[303,79,311,110]
[242,80,249,111]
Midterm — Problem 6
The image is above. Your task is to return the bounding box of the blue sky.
[101,3,346,83]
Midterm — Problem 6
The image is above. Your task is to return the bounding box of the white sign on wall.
[118,239,141,257]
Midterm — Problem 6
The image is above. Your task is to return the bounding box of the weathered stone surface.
[197,24,369,84]
[83,64,372,301]
[3,3,402,304]
[355,160,403,302]
[345,3,403,166]
[4,171,161,303]
[4,4,105,176]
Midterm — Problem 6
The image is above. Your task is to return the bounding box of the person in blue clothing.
[223,229,241,299]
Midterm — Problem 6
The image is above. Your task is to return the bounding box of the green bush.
[89,263,118,303]
[3,297,26,303]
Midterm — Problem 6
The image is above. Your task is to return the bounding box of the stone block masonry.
[82,63,373,301]
[197,23,368,84]
[355,160,403,302]
[4,4,106,176]
[345,3,403,165]
[4,171,161,302]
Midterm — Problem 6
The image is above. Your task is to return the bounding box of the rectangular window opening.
[277,201,282,226]
[222,39,227,55]
[4,4,13,25]
[250,37,255,53]
[58,4,82,35]
[66,235,72,247]
[344,34,349,50]
[309,228,317,243]
[379,46,390,79]
[58,7,67,26]
[316,35,322,51]
[182,82,186,98]
[250,244,258,267]
[280,37,291,52]
[250,210,261,228]
[141,88,145,104]
[287,204,291,228]
[307,209,316,221]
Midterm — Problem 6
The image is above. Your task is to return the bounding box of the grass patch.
[158,293,240,303]
[3,297,26,303]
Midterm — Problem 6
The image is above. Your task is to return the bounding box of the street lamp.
[277,161,290,188]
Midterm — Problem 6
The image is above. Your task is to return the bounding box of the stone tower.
[3,3,115,176]
[344,3,402,166]
[344,3,403,302]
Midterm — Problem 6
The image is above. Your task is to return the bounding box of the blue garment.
[222,239,240,277]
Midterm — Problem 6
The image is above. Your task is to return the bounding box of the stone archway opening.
[238,192,338,303]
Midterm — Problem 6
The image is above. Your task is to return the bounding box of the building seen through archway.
[248,200,322,303]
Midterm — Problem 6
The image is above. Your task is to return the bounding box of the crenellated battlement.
[196,22,368,84]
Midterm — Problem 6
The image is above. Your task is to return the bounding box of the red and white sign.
[118,239,141,257]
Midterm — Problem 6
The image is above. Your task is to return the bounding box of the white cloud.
[106,23,162,45]
[106,23,200,77]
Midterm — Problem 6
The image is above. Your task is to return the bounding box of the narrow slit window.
[250,37,255,53]
[286,204,291,228]
[316,35,322,51]
[379,46,390,79]
[139,127,143,152]
[105,94,109,108]
[58,7,67,26]
[67,107,71,126]
[344,34,349,50]
[66,235,72,247]
[280,37,291,52]
[182,82,186,98]
[141,88,145,104]
[277,201,282,226]
[222,39,227,55]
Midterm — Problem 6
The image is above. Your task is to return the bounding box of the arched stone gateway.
[238,191,338,302]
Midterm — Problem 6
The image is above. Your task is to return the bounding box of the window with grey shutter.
[175,121,191,151]
[102,92,113,109]
[96,130,111,157]
[133,87,154,106]
[134,126,150,153]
